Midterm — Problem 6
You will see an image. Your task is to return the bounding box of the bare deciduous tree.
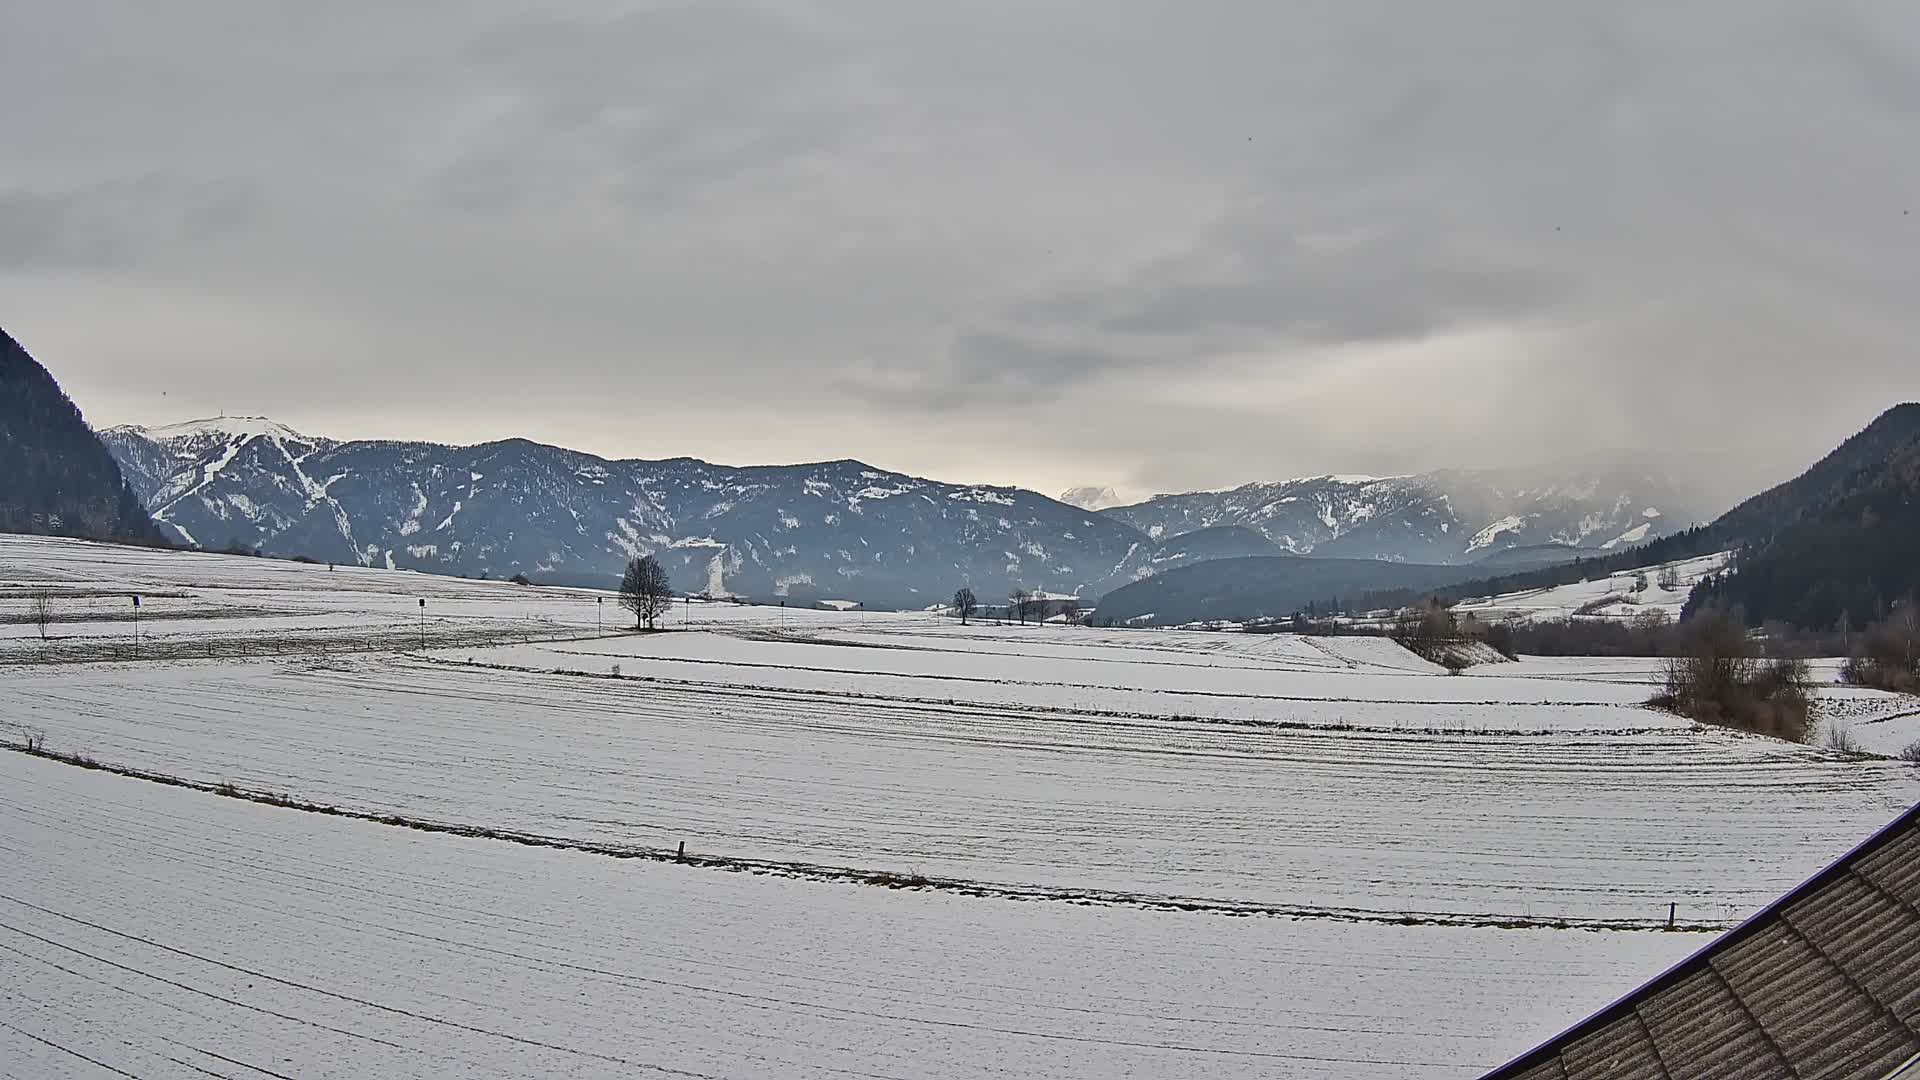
[1009,588,1030,625]
[952,587,978,625]
[30,591,52,641]
[620,555,674,630]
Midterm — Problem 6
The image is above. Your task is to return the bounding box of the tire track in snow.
[2,743,1727,933]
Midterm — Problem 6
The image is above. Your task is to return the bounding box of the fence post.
[677,840,686,863]
[1668,902,1676,930]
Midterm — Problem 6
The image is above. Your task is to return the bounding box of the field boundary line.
[3,740,1726,934]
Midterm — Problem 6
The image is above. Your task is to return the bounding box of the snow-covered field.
[0,751,1695,1079]
[1452,551,1733,624]
[3,533,1918,1077]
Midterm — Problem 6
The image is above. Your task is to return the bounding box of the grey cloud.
[0,176,259,270]
[433,5,842,211]
[6,1,1920,507]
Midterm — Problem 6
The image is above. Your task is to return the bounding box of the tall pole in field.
[597,596,603,636]
[131,594,140,659]
[683,593,689,630]
[418,598,425,650]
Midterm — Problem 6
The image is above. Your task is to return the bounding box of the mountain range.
[1104,469,1703,564]
[99,417,1288,606]
[98,415,1706,608]
[1104,403,1920,629]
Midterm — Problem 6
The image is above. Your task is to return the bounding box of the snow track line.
[529,643,1639,706]
[0,920,414,1053]
[741,627,1368,676]
[439,653,1654,725]
[2,743,1726,934]
[0,899,726,1079]
[1,893,1462,1071]
[0,1018,144,1078]
[0,941,301,1080]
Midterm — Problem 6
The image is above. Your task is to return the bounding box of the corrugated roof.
[1483,802,1920,1080]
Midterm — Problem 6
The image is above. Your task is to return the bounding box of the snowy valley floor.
[3,534,1919,1077]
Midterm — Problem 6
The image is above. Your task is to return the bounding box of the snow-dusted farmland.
[1451,551,1732,624]
[4,533,1918,1077]
[0,752,1695,1079]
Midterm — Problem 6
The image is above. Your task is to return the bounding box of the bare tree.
[30,591,52,641]
[952,587,978,625]
[620,555,674,630]
[1009,588,1030,626]
[1657,566,1681,591]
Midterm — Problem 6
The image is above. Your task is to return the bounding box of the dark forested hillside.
[0,329,163,544]
[1685,438,1920,629]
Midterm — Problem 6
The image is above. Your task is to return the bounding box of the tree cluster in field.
[949,587,1079,626]
[0,329,166,545]
[1840,604,1920,694]
[1384,599,1498,672]
[1651,609,1815,743]
[619,555,674,630]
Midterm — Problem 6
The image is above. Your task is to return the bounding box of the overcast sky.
[5,1,1918,505]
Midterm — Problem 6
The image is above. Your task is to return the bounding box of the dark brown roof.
[1484,803,1920,1080]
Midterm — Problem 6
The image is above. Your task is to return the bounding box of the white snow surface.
[0,751,1699,1078]
[3,532,1918,1077]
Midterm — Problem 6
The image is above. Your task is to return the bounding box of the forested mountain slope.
[0,329,163,545]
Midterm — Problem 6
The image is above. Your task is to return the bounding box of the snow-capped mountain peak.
[1059,486,1124,512]
[110,415,318,449]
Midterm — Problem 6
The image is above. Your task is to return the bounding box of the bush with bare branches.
[1653,609,1814,742]
[1841,605,1920,694]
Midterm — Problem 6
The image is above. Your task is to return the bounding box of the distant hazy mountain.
[1093,555,1475,627]
[1235,403,1920,630]
[0,329,163,545]
[1102,468,1709,564]
[1059,486,1124,512]
[102,417,1267,606]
